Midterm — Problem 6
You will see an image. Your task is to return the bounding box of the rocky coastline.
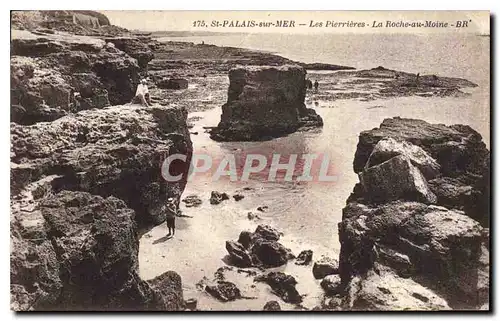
[10,11,489,311]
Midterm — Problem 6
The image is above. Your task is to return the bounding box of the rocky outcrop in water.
[210,65,323,141]
[10,105,193,310]
[225,225,294,268]
[11,29,148,125]
[339,117,490,310]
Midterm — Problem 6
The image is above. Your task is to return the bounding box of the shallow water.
[140,34,489,310]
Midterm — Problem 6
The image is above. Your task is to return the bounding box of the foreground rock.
[343,269,450,310]
[255,272,303,304]
[320,275,342,295]
[147,271,185,311]
[210,65,323,141]
[10,105,193,310]
[340,117,490,310]
[312,256,339,279]
[263,300,281,311]
[225,225,293,268]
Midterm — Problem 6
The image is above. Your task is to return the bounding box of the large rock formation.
[210,65,323,141]
[339,117,490,310]
[11,29,151,125]
[225,225,294,268]
[10,105,193,310]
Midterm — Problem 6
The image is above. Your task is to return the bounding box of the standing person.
[306,79,313,90]
[166,197,177,237]
[314,80,319,91]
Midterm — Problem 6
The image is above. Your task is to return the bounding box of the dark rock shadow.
[153,235,172,244]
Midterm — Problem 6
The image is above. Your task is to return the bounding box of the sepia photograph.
[9,10,490,312]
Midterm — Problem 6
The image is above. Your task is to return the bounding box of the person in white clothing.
[131,79,151,106]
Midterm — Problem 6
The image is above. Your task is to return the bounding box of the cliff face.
[11,29,154,125]
[11,11,126,36]
[10,105,193,310]
[339,117,490,310]
[210,65,323,141]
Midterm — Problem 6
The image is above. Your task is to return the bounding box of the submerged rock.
[210,65,323,141]
[255,272,302,304]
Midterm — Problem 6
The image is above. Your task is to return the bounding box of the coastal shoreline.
[9,10,490,312]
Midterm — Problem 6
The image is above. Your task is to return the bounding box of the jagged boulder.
[210,65,323,141]
[255,272,302,304]
[225,241,253,267]
[359,155,437,204]
[313,256,339,279]
[225,225,293,268]
[340,118,490,310]
[147,271,185,311]
[365,138,440,179]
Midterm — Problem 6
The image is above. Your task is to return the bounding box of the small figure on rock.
[131,78,152,107]
[314,80,319,91]
[166,197,177,237]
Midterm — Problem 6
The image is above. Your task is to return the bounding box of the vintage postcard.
[10,10,490,311]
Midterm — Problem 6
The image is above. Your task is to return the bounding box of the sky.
[101,11,490,35]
